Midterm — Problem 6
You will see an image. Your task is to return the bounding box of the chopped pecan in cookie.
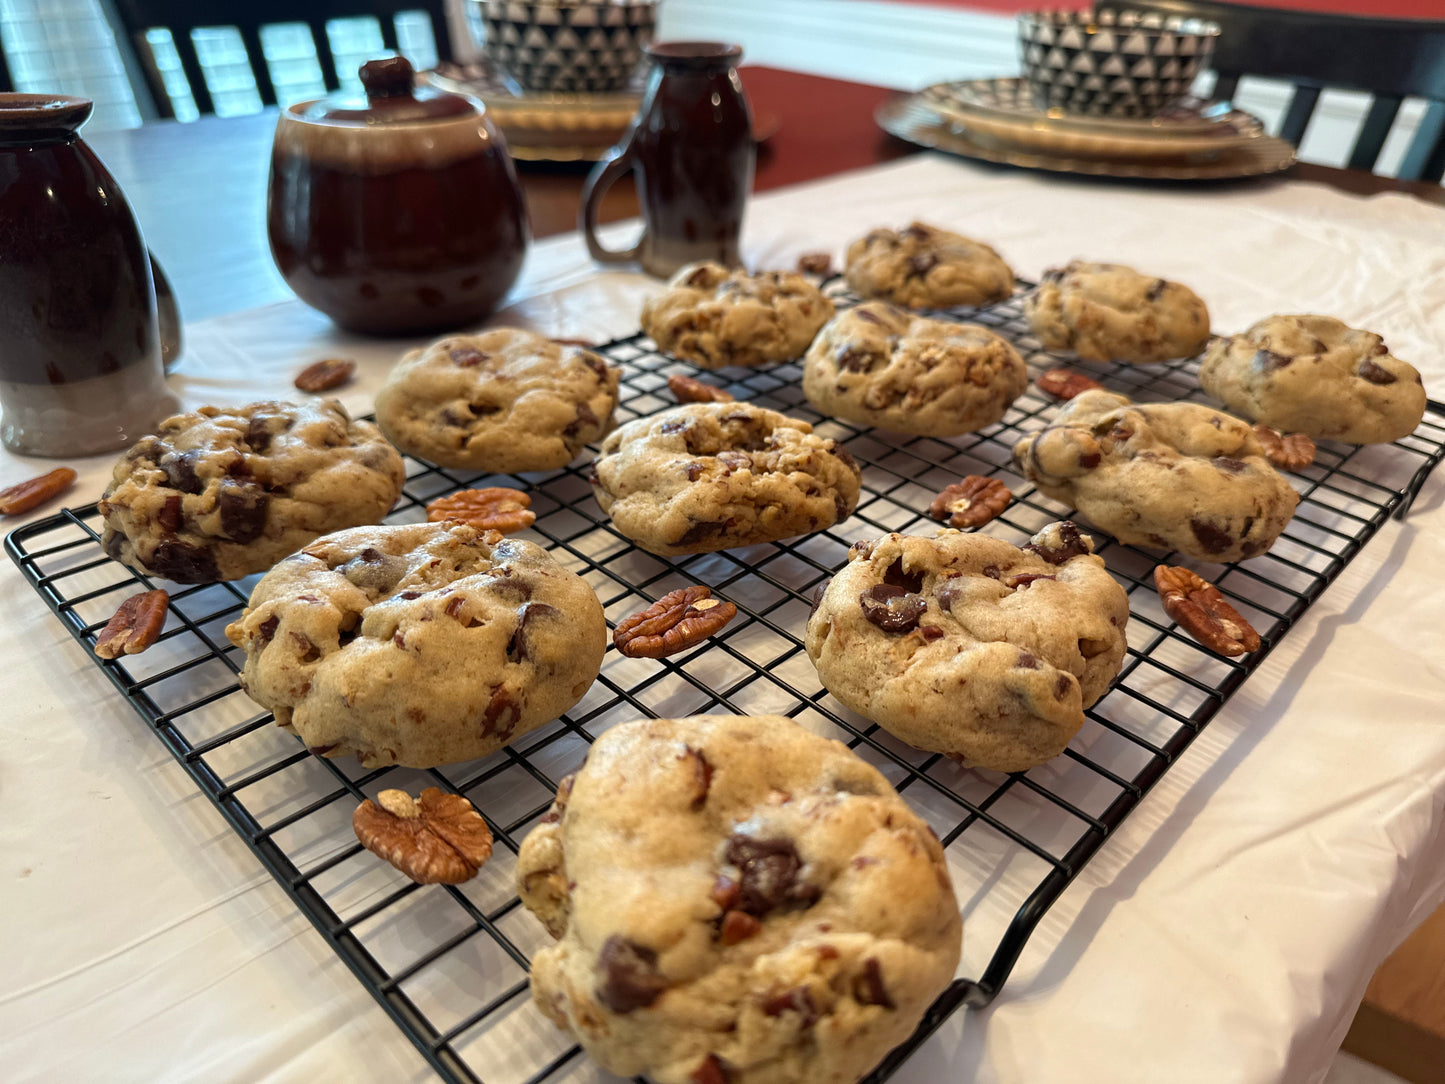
[352,787,494,884]
[613,586,738,658]
[1154,565,1260,656]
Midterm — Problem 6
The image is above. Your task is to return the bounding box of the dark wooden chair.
[109,0,455,119]
[1110,0,1445,180]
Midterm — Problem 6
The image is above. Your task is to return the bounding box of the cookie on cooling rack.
[1012,390,1299,561]
[805,524,1129,773]
[640,262,834,369]
[589,402,862,556]
[516,713,962,1084]
[1199,314,1427,444]
[224,521,605,769]
[99,400,404,584]
[802,301,1028,436]
[374,328,620,471]
[844,221,1014,309]
[1025,260,1210,364]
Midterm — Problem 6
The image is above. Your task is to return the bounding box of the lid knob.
[360,56,415,100]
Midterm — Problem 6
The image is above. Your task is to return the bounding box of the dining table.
[5,64,1445,1084]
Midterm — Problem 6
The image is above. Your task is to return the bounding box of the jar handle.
[580,142,643,265]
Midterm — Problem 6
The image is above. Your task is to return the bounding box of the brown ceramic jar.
[268,57,530,336]
[0,94,176,457]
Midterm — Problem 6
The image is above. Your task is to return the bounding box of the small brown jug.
[0,94,177,457]
[268,56,529,336]
[581,42,754,277]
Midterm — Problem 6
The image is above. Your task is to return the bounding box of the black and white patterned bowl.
[1018,8,1219,118]
[475,0,657,94]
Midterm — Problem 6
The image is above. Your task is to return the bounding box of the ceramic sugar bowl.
[268,56,529,336]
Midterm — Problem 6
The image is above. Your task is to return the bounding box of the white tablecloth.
[5,154,1445,1084]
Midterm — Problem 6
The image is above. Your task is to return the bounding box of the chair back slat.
[1111,1,1445,177]
[1397,100,1445,182]
[109,0,453,118]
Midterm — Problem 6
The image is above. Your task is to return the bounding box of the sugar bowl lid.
[295,56,474,124]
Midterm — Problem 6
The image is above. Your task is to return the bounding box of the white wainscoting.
[657,0,1431,177]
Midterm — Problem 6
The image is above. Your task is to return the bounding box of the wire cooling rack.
[9,279,1445,1084]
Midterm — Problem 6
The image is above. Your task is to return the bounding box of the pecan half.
[93,589,169,659]
[352,787,494,884]
[796,251,833,276]
[1154,565,1261,656]
[928,475,1011,528]
[1036,368,1103,401]
[1251,423,1315,471]
[427,487,536,534]
[613,586,738,658]
[293,357,356,392]
[0,467,77,515]
[668,373,735,404]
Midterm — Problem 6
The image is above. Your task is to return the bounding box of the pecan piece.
[352,787,494,884]
[1036,368,1103,401]
[795,251,833,275]
[93,589,169,659]
[426,487,536,534]
[613,586,738,658]
[928,475,1011,528]
[0,467,77,515]
[1251,423,1315,471]
[668,373,735,404]
[1154,565,1261,657]
[293,357,356,392]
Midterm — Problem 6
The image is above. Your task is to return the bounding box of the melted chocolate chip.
[854,958,894,1009]
[684,461,705,481]
[935,580,963,614]
[907,252,937,277]
[564,401,599,440]
[1055,673,1073,699]
[1146,278,1166,302]
[595,935,667,1013]
[1251,348,1292,373]
[659,419,691,436]
[724,835,821,917]
[161,450,205,494]
[881,558,924,593]
[837,346,881,373]
[1189,517,1233,555]
[1213,456,1247,475]
[1016,651,1039,669]
[244,414,287,454]
[157,494,183,534]
[449,346,488,367]
[149,540,218,583]
[763,986,820,1026]
[1358,358,1398,385]
[256,615,279,645]
[833,492,851,523]
[829,442,858,474]
[920,624,945,641]
[675,520,726,547]
[860,584,926,633]
[581,352,610,380]
[690,1054,732,1084]
[684,745,713,810]
[1023,522,1089,565]
[808,583,828,618]
[1006,573,1056,589]
[481,684,520,737]
[217,481,269,544]
[341,548,408,594]
[507,602,557,663]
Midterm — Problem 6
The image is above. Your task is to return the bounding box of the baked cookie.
[801,302,1028,436]
[224,522,605,769]
[1199,314,1427,444]
[516,713,962,1084]
[374,329,620,471]
[805,525,1128,772]
[640,263,834,369]
[1012,390,1299,561]
[844,222,1014,310]
[99,400,404,584]
[1025,260,1210,364]
[590,403,863,556]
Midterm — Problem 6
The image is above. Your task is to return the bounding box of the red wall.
[888,0,1442,16]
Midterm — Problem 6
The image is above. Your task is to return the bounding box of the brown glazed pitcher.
[581,42,754,278]
[0,94,176,457]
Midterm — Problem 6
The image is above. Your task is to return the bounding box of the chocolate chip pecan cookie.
[1025,260,1210,364]
[224,522,606,769]
[640,263,834,369]
[1012,390,1299,561]
[1199,314,1428,444]
[806,525,1128,773]
[590,403,863,556]
[517,713,961,1084]
[374,328,620,471]
[802,302,1028,436]
[844,222,1014,310]
[99,400,404,584]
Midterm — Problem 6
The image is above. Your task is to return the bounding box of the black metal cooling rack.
[9,279,1445,1084]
